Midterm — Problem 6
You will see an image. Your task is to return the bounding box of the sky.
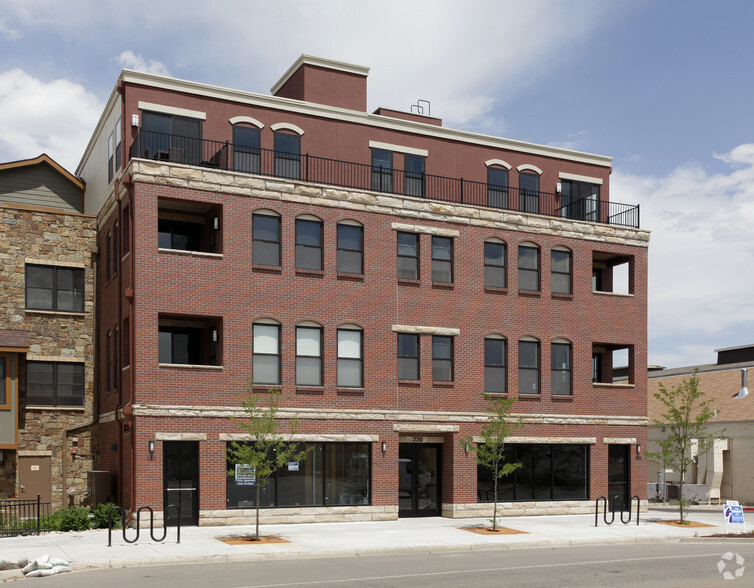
[1,0,753,369]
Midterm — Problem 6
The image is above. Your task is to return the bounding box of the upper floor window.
[296,324,322,386]
[114,119,122,172]
[404,154,425,198]
[25,264,85,313]
[371,149,393,193]
[551,247,572,294]
[518,243,540,292]
[432,335,453,382]
[484,336,506,394]
[397,232,419,280]
[233,126,261,174]
[106,232,112,281]
[337,222,363,274]
[561,179,600,222]
[253,321,281,385]
[337,326,363,388]
[26,361,85,408]
[253,211,281,266]
[487,167,509,209]
[112,224,119,277]
[398,333,419,380]
[0,353,8,409]
[157,198,220,254]
[484,239,506,288]
[158,219,202,251]
[432,236,453,283]
[296,217,323,271]
[142,111,202,165]
[518,338,540,395]
[107,131,114,184]
[274,131,301,179]
[519,170,540,214]
[551,340,572,396]
[159,326,203,365]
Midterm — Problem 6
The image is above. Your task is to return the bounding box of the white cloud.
[116,51,169,76]
[0,69,102,171]
[612,145,754,366]
[0,17,22,40]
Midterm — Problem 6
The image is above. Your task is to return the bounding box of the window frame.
[296,325,323,387]
[25,361,85,408]
[295,218,323,271]
[518,339,540,395]
[336,223,364,275]
[551,248,572,295]
[397,232,419,280]
[518,243,541,292]
[487,166,509,209]
[253,322,281,385]
[233,125,261,174]
[371,148,394,193]
[337,327,363,388]
[158,326,204,365]
[25,264,85,313]
[551,341,572,396]
[431,236,453,283]
[274,131,301,179]
[484,337,507,394]
[519,171,540,214]
[432,335,453,382]
[397,333,420,381]
[484,239,507,289]
[252,212,282,267]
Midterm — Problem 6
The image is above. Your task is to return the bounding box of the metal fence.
[129,130,640,229]
[0,495,52,537]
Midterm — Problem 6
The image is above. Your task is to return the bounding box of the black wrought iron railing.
[0,495,52,537]
[129,130,640,228]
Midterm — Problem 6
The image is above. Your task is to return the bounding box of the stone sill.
[252,264,282,273]
[431,282,454,290]
[552,394,574,401]
[484,286,508,295]
[337,387,365,396]
[593,382,635,389]
[158,248,223,259]
[518,290,541,298]
[295,268,325,278]
[158,363,223,370]
[25,406,86,411]
[593,290,634,298]
[25,309,86,317]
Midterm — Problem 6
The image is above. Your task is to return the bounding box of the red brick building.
[77,55,649,525]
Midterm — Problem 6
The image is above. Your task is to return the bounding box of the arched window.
[252,210,281,267]
[337,324,363,387]
[253,319,281,385]
[484,238,506,288]
[518,337,540,395]
[296,322,323,386]
[296,215,323,271]
[517,165,541,214]
[486,160,511,209]
[551,339,572,396]
[232,124,261,173]
[484,335,507,393]
[337,221,363,274]
[551,246,572,294]
[518,242,540,292]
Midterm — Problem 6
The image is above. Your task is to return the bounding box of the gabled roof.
[0,154,85,191]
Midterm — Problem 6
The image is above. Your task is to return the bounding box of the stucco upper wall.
[0,162,83,213]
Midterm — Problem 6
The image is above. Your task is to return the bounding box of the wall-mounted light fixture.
[636,444,641,457]
[131,114,139,127]
[213,217,220,230]
[464,442,470,454]
[148,439,155,460]
[381,441,387,453]
[212,328,219,342]
[734,368,749,399]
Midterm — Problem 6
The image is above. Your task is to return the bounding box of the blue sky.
[1,0,753,369]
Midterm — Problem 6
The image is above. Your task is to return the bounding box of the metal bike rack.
[595,495,640,527]
[107,503,181,546]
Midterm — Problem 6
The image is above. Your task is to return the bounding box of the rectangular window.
[274,132,301,179]
[253,323,280,385]
[432,236,453,283]
[105,233,112,281]
[115,119,122,172]
[432,335,453,382]
[561,180,600,222]
[142,111,202,165]
[112,225,119,276]
[484,241,506,288]
[337,328,363,388]
[26,361,85,408]
[295,218,323,271]
[226,442,371,508]
[25,265,85,312]
[518,340,540,394]
[337,224,363,274]
[252,214,281,266]
[371,149,393,193]
[159,326,203,365]
[484,338,506,394]
[551,342,572,396]
[233,126,261,173]
[296,326,322,386]
[0,353,8,408]
[551,249,572,294]
[397,333,419,380]
[519,172,540,214]
[108,131,114,184]
[403,154,425,197]
[487,167,509,209]
[518,245,540,291]
[397,232,419,280]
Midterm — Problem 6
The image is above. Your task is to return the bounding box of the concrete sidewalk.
[0,508,738,579]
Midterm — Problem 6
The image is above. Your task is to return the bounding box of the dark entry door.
[163,441,199,526]
[607,444,630,511]
[398,443,441,517]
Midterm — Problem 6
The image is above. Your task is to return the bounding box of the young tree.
[648,371,724,524]
[227,383,309,540]
[462,394,523,531]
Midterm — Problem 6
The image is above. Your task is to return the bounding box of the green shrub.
[57,506,91,532]
[91,502,122,529]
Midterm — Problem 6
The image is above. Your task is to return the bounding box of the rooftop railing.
[129,130,640,228]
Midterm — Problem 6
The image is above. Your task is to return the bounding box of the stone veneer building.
[0,154,97,509]
[77,55,649,526]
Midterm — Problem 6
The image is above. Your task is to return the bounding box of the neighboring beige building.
[648,345,754,504]
[0,154,97,509]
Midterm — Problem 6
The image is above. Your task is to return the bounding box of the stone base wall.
[442,499,648,518]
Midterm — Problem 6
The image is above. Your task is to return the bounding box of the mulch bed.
[707,532,754,538]
[655,520,716,528]
[217,535,289,545]
[461,526,527,535]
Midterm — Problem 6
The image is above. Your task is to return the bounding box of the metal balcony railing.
[129,130,640,228]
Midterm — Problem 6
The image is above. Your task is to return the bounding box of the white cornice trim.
[118,70,612,167]
[271,54,370,95]
[137,101,206,120]
[369,140,428,157]
[559,172,603,185]
[229,116,264,128]
[485,159,511,170]
[517,164,543,174]
[271,122,305,135]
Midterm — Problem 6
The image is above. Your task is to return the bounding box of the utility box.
[87,470,113,506]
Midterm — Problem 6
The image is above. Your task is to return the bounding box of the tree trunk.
[679,478,684,524]
[255,483,260,540]
[492,463,498,531]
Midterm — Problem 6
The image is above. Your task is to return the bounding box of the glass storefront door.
[163,441,199,526]
[398,443,441,517]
